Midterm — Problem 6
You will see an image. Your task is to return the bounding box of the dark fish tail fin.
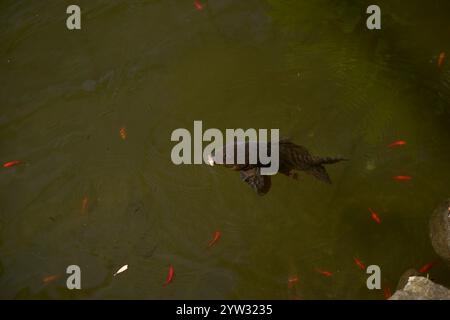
[313,156,348,165]
[307,165,332,184]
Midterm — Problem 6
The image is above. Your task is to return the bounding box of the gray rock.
[429,198,450,265]
[390,276,450,300]
[396,268,420,291]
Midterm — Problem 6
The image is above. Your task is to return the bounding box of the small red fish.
[315,269,333,277]
[388,140,406,148]
[354,257,366,271]
[194,0,203,10]
[383,285,392,299]
[3,160,22,168]
[208,231,221,248]
[119,127,127,140]
[438,52,445,68]
[369,208,381,224]
[43,274,60,284]
[288,276,299,288]
[163,265,174,287]
[81,196,89,214]
[393,175,412,181]
[289,294,302,300]
[419,261,437,274]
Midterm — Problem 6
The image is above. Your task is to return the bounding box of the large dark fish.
[207,139,346,195]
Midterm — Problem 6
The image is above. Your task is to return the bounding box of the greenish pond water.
[1,0,450,299]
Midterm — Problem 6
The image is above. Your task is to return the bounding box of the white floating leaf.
[113,264,128,277]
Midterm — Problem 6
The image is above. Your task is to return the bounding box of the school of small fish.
[24,133,442,297]
[2,19,442,298]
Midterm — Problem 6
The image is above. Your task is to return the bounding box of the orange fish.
[194,0,203,10]
[438,52,445,68]
[289,294,302,300]
[388,140,406,148]
[81,196,89,214]
[43,274,60,284]
[419,261,437,274]
[315,269,333,277]
[354,257,366,271]
[288,276,299,288]
[383,285,392,299]
[3,160,22,168]
[163,265,174,287]
[208,231,221,248]
[287,278,303,299]
[119,127,127,140]
[393,175,412,181]
[369,208,381,224]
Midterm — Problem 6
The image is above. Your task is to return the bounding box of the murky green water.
[1,0,450,299]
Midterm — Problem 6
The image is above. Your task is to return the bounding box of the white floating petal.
[113,264,128,276]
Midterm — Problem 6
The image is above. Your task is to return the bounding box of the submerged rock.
[391,198,450,299]
[429,198,450,265]
[390,276,450,300]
